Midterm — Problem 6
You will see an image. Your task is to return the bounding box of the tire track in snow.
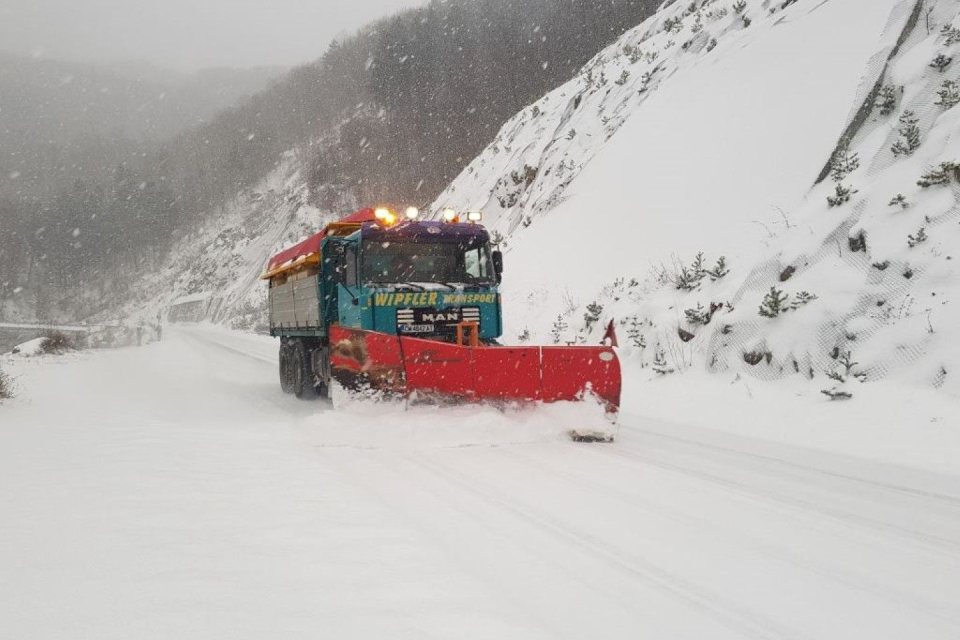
[584,444,960,560]
[620,423,960,507]
[497,446,960,628]
[406,453,810,640]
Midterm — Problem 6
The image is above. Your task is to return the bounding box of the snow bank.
[9,338,47,357]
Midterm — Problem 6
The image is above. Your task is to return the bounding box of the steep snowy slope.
[435,0,897,278]
[433,0,960,400]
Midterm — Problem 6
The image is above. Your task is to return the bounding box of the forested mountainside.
[0,0,660,322]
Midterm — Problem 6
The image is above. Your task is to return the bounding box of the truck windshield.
[362,239,495,285]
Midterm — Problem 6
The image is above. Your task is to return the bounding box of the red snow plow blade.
[329,326,621,414]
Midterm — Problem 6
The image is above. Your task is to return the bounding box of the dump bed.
[268,271,321,330]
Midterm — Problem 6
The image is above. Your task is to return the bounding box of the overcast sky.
[0,0,427,71]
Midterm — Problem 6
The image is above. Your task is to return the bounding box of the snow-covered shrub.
[821,351,866,400]
[874,85,900,116]
[0,366,12,401]
[706,255,729,281]
[827,183,857,207]
[684,300,726,326]
[550,315,568,344]
[584,301,603,329]
[789,291,818,310]
[940,23,960,46]
[758,287,788,318]
[627,317,647,350]
[888,194,909,209]
[829,139,860,182]
[670,252,727,290]
[733,0,747,13]
[685,302,711,325]
[707,38,718,52]
[917,162,958,188]
[41,331,75,355]
[652,346,674,375]
[907,227,928,248]
[891,110,921,156]
[663,17,684,34]
[930,54,953,73]
[934,80,960,109]
[615,70,631,86]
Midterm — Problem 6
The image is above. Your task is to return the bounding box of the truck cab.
[322,220,503,343]
[265,209,504,398]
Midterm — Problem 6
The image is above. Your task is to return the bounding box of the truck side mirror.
[492,250,503,284]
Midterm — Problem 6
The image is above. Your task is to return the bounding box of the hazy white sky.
[0,0,427,71]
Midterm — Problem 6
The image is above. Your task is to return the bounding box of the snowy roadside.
[4,324,955,479]
[623,369,960,479]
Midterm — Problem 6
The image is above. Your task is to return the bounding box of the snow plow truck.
[262,207,621,439]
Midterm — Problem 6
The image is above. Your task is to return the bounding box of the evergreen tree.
[891,110,921,156]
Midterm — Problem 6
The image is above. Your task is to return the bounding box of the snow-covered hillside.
[433,0,960,400]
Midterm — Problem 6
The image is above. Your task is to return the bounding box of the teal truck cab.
[264,207,504,397]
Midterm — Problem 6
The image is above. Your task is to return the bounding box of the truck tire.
[279,342,294,394]
[291,340,316,400]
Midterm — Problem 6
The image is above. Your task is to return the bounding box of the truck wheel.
[279,343,294,394]
[291,341,316,400]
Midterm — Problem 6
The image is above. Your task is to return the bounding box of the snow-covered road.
[2,328,959,639]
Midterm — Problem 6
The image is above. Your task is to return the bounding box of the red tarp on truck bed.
[266,208,377,273]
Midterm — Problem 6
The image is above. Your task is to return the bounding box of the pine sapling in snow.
[652,346,674,375]
[827,183,857,207]
[821,350,866,400]
[733,0,747,13]
[917,162,958,188]
[891,110,921,157]
[685,303,711,326]
[931,54,953,73]
[758,287,789,318]
[615,70,630,86]
[550,315,568,344]
[826,139,859,206]
[789,291,818,310]
[907,227,928,248]
[934,80,960,109]
[583,302,603,330]
[706,256,730,281]
[940,23,960,46]
[830,139,860,182]
[627,317,647,350]
[874,85,900,116]
[888,194,909,209]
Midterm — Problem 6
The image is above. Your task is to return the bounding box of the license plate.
[398,323,435,333]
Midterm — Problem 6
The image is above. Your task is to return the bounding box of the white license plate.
[400,323,435,333]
